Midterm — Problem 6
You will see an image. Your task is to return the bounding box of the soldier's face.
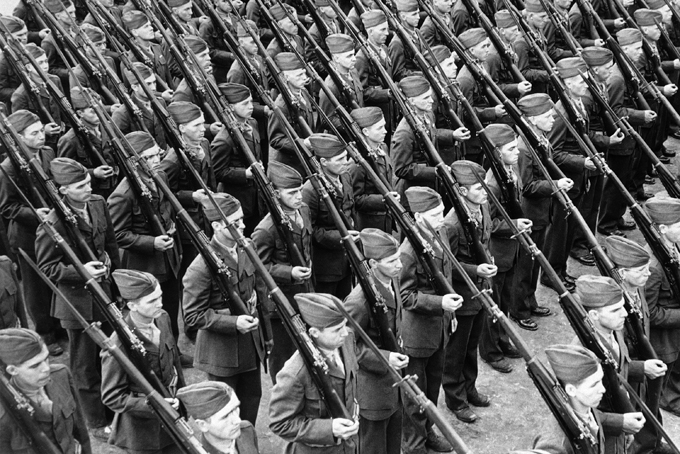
[139,145,163,171]
[410,89,434,112]
[60,174,93,205]
[320,6,337,20]
[34,54,50,73]
[434,0,453,13]
[276,186,303,211]
[214,210,246,241]
[499,139,520,166]
[201,397,242,441]
[20,122,46,150]
[620,263,651,288]
[333,50,356,72]
[565,75,588,97]
[531,108,556,132]
[622,41,644,66]
[591,61,614,83]
[284,68,308,89]
[129,287,164,321]
[440,55,458,79]
[362,118,387,144]
[469,38,492,62]
[78,106,101,126]
[180,115,206,141]
[566,366,606,410]
[368,23,389,46]
[13,27,28,45]
[417,203,445,230]
[642,25,661,42]
[196,50,213,74]
[231,96,254,120]
[133,22,155,41]
[501,25,520,43]
[173,2,194,22]
[528,12,549,29]
[312,319,348,350]
[321,151,350,176]
[399,10,420,28]
[374,251,403,279]
[660,221,680,243]
[464,182,488,205]
[279,17,298,35]
[133,74,157,99]
[7,345,51,390]
[659,5,673,24]
[555,0,571,9]
[57,5,77,25]
[238,36,258,56]
[591,299,628,332]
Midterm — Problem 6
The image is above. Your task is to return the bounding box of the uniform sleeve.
[345,290,391,375]
[100,342,156,418]
[252,222,294,285]
[302,183,344,250]
[391,123,437,184]
[35,218,83,284]
[644,264,680,329]
[549,106,586,172]
[518,143,555,198]
[399,244,444,315]
[107,187,157,253]
[515,39,549,83]
[0,165,41,230]
[351,163,384,213]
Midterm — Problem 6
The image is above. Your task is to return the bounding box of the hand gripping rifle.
[18,250,210,454]
[329,297,472,454]
[422,213,598,454]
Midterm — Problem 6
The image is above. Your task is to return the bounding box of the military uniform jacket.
[607,66,646,155]
[107,171,181,279]
[486,167,522,273]
[398,226,454,357]
[0,364,92,454]
[127,42,173,90]
[35,195,120,326]
[41,32,69,84]
[199,421,260,454]
[13,0,44,45]
[644,254,680,364]
[182,236,265,377]
[350,145,394,232]
[0,147,55,253]
[355,43,392,106]
[200,15,236,83]
[101,310,185,451]
[68,55,119,106]
[11,73,64,127]
[269,89,316,177]
[345,278,402,420]
[306,21,342,78]
[514,35,550,85]
[269,332,359,454]
[267,35,306,59]
[111,94,168,150]
[252,205,314,314]
[301,172,355,283]
[419,13,454,48]
[0,53,20,105]
[0,255,25,329]
[319,70,364,132]
[533,408,606,454]
[517,131,554,229]
[387,33,420,82]
[540,15,576,63]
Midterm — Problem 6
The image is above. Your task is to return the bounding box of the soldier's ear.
[319,157,328,167]
[563,383,578,398]
[58,185,68,195]
[308,327,320,339]
[194,418,209,433]
[5,365,18,376]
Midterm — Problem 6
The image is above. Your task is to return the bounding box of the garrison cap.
[267,160,303,189]
[483,124,517,148]
[83,25,105,43]
[546,344,600,385]
[581,47,614,67]
[51,157,88,186]
[270,3,296,21]
[202,192,242,222]
[0,328,44,366]
[351,106,384,128]
[70,86,94,109]
[123,62,153,85]
[219,83,251,104]
[517,93,553,116]
[395,0,419,12]
[459,28,488,49]
[125,131,156,154]
[405,186,442,213]
[635,8,663,26]
[44,0,71,13]
[425,45,452,67]
[294,293,345,329]
[309,133,346,158]
[185,36,208,54]
[617,28,643,46]
[7,110,40,133]
[326,33,355,54]
[168,0,190,7]
[495,10,515,29]
[177,381,235,420]
[361,228,399,260]
[112,269,160,301]
[361,10,387,28]
[122,10,149,30]
[399,75,430,98]
[556,57,588,79]
[25,43,46,59]
[508,451,552,454]
[237,20,257,38]
[645,196,680,225]
[315,0,331,6]
[451,160,486,186]
[647,0,666,8]
[605,236,650,268]
[576,275,624,308]
[275,52,305,71]
[524,0,544,12]
[0,16,26,34]
[167,101,203,125]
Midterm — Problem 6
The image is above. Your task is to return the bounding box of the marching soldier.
[168,0,204,36]
[0,16,29,109]
[171,36,213,104]
[41,0,77,90]
[345,228,409,454]
[252,160,313,382]
[419,0,454,47]
[387,0,421,82]
[12,0,51,45]
[305,0,343,79]
[101,269,186,454]
[35,157,119,435]
[266,3,304,58]
[122,10,173,90]
[0,328,92,454]
[198,0,237,84]
[177,381,260,453]
[269,292,360,454]
[182,193,266,426]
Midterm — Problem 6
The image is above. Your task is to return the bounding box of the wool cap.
[295,293,345,328]
[605,236,650,268]
[25,43,46,60]
[399,75,430,98]
[309,133,346,158]
[617,28,643,46]
[122,10,149,31]
[83,25,105,44]
[645,196,680,225]
[517,93,553,116]
[484,124,517,148]
[395,0,419,12]
[125,131,156,154]
[351,106,383,128]
[361,228,399,260]
[51,157,88,186]
[425,45,452,67]
[459,28,488,49]
[275,52,305,71]
[112,269,160,301]
[202,193,242,222]
[647,0,666,8]
[635,8,663,26]
[177,381,235,420]
[495,10,515,29]
[524,0,544,12]
[268,160,303,189]
[556,57,588,79]
[44,0,71,13]
[315,0,331,6]
[70,87,98,110]
[219,83,251,104]
[451,160,486,185]
[0,16,26,34]
[185,36,208,54]
[168,0,190,8]
[546,344,601,385]
[361,10,387,28]
[123,62,153,86]
[270,3,296,21]
[167,101,202,125]
[405,186,442,213]
[237,20,257,38]
[576,275,624,308]
[0,328,44,366]
[581,47,614,67]
[7,110,40,133]
[326,33,354,54]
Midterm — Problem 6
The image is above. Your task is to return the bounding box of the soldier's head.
[113,270,164,323]
[220,83,253,120]
[82,24,107,57]
[605,236,652,288]
[460,28,491,62]
[647,0,673,25]
[635,8,663,41]
[295,293,349,349]
[433,0,453,14]
[8,110,44,150]
[126,131,163,173]
[52,158,93,206]
[351,106,386,145]
[361,228,402,280]
[124,63,156,100]
[123,11,154,41]
[0,328,50,391]
[0,16,28,45]
[451,160,487,206]
[169,0,194,22]
[617,29,644,65]
[582,47,615,83]
[168,101,206,142]
[275,53,308,89]
[217,0,244,14]
[645,197,680,244]
[316,0,338,20]
[201,193,245,241]
[395,0,420,27]
[546,344,605,412]
[399,75,433,112]
[554,0,572,10]
[326,34,356,72]
[185,36,212,74]
[45,0,76,26]
[24,43,49,74]
[70,87,101,127]
[484,124,519,167]
[237,20,258,56]
[178,382,243,443]
[426,45,457,79]
[518,93,555,133]
[362,11,389,46]
[495,11,520,43]
[309,133,351,177]
[556,57,589,97]
[524,0,549,29]
[268,161,304,211]
[576,275,627,333]
[271,3,298,35]
[406,186,445,230]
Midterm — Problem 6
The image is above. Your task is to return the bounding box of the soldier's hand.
[161,89,174,103]
[153,235,175,251]
[622,412,645,434]
[516,218,533,231]
[348,230,361,242]
[291,266,312,281]
[164,397,180,410]
[452,127,471,142]
[198,15,210,24]
[111,103,122,112]
[245,168,254,179]
[388,352,409,370]
[37,208,51,220]
[609,128,625,145]
[191,189,209,203]
[93,165,114,179]
[476,263,498,278]
[583,157,597,171]
[644,110,658,124]
[644,359,667,379]
[84,261,107,279]
[593,39,605,47]
[210,122,224,135]
[332,418,359,440]
[236,315,260,334]
[303,14,314,24]
[39,29,51,39]
[614,18,626,28]
[442,293,463,312]
[44,122,61,135]
[517,81,532,95]
[494,105,506,118]
[385,191,400,202]
[557,178,574,191]
[663,84,678,97]
[675,59,680,70]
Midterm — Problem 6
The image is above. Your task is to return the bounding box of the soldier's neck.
[463,197,481,212]
[365,137,382,149]
[184,135,201,149]
[372,268,392,286]
[130,308,155,327]
[66,195,87,211]
[203,433,236,453]
[134,36,152,49]
[592,321,613,339]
